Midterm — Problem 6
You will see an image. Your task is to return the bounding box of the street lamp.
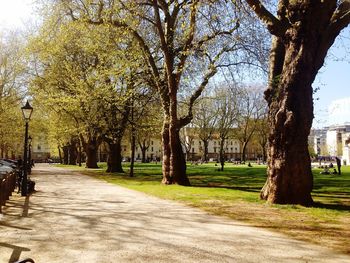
[21,100,33,196]
[28,136,32,175]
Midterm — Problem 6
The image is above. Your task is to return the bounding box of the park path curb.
[1,164,349,263]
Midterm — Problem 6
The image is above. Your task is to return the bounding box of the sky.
[0,1,349,128]
[0,0,35,29]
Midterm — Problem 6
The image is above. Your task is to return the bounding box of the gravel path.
[1,164,349,263]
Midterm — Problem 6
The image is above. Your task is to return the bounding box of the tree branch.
[330,0,350,32]
[175,1,199,85]
[244,0,288,36]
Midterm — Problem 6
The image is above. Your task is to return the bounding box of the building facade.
[105,127,262,162]
[309,129,328,155]
[326,123,350,165]
[31,133,51,162]
[309,123,350,165]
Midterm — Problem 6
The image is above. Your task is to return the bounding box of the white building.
[309,129,327,155]
[32,133,51,161]
[325,124,350,165]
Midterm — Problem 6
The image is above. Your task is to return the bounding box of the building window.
[231,141,233,145]
[151,140,153,145]
[231,147,233,152]
[151,147,154,152]
[214,141,216,145]
[214,147,216,153]
[37,145,41,150]
[199,141,201,145]
[192,148,195,153]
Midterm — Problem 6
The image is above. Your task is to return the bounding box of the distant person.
[335,157,341,175]
[329,162,333,168]
[320,165,330,175]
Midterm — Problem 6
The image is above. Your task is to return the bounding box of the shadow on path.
[0,242,31,263]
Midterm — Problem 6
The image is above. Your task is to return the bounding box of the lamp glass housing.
[21,101,33,121]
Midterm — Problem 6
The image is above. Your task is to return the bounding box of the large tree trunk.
[219,138,225,171]
[130,130,136,177]
[141,148,147,163]
[62,145,69,165]
[58,146,63,164]
[245,0,350,207]
[168,82,190,185]
[106,141,123,173]
[77,139,82,167]
[85,139,99,168]
[68,138,78,165]
[169,126,189,185]
[161,116,172,184]
[130,101,136,177]
[261,9,338,205]
[241,141,248,162]
[203,140,209,162]
[261,72,314,205]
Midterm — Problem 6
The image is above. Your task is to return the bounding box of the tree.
[254,111,269,163]
[129,94,162,164]
[192,96,219,162]
[180,128,195,162]
[235,86,266,162]
[214,85,239,171]
[0,31,26,159]
[28,13,142,171]
[60,0,244,185]
[245,0,350,205]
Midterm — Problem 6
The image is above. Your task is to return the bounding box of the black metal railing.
[0,171,16,213]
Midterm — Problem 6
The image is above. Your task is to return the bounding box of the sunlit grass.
[55,162,350,254]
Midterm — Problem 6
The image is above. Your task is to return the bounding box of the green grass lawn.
[55,162,350,254]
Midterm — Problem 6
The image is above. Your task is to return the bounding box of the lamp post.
[21,100,33,196]
[28,136,32,175]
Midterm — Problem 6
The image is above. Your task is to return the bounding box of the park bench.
[0,171,16,213]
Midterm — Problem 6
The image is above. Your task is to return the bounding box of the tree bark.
[241,141,248,162]
[85,139,99,168]
[169,126,189,185]
[261,70,314,205]
[138,139,149,163]
[161,116,171,184]
[130,97,136,177]
[62,145,69,165]
[202,140,209,162]
[68,138,78,165]
[219,138,225,171]
[141,148,147,163]
[243,1,350,206]
[106,141,123,173]
[77,139,82,167]
[130,130,136,177]
[58,146,63,164]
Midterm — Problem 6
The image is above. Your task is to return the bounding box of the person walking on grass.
[335,156,341,175]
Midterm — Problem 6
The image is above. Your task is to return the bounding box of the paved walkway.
[1,164,349,263]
